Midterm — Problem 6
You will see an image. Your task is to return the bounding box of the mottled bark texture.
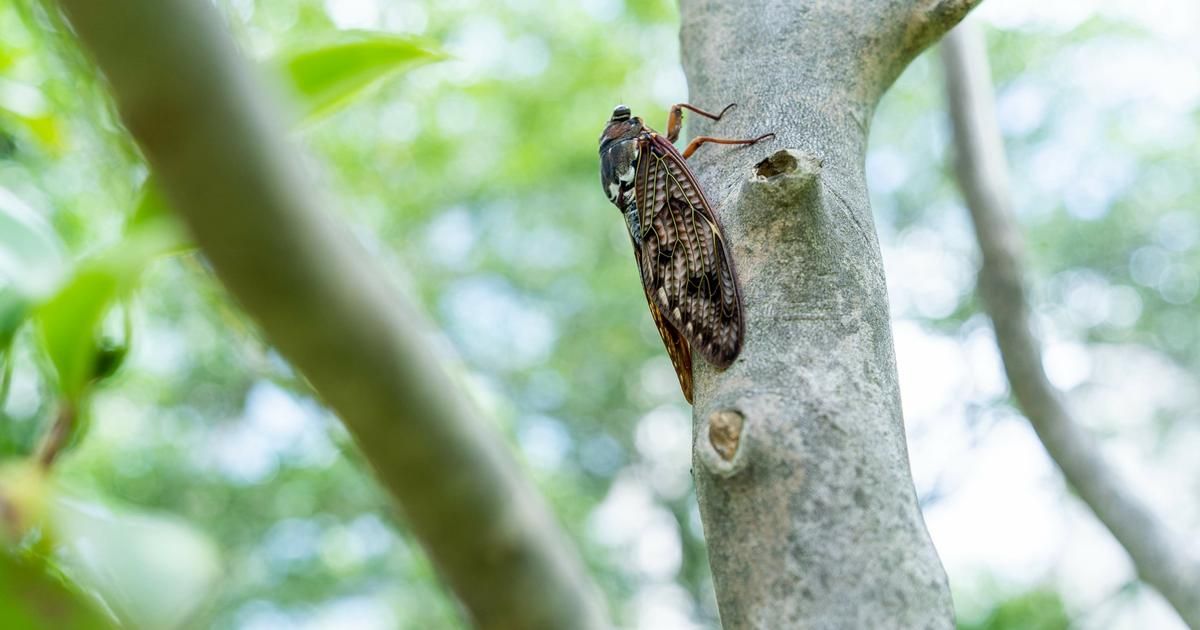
[678,1,981,627]
[51,1,610,628]
[943,22,1200,628]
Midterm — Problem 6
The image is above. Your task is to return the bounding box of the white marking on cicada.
[618,164,636,183]
[607,182,620,201]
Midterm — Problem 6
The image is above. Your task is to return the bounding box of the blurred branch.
[942,21,1200,628]
[50,1,609,628]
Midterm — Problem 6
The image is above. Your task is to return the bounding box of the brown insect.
[599,103,773,402]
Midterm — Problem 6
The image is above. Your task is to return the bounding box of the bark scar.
[751,149,821,183]
[741,149,822,212]
[709,410,744,460]
[699,409,750,478]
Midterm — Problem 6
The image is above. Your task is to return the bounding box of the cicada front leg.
[666,102,737,143]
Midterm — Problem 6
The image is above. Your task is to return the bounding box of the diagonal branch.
[942,20,1200,628]
[50,1,609,628]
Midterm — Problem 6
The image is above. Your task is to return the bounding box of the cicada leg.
[666,103,737,142]
[681,132,775,159]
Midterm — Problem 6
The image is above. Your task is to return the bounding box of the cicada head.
[599,104,642,148]
[599,105,644,210]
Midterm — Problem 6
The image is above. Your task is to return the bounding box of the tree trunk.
[678,1,979,627]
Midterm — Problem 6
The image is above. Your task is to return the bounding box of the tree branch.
[942,21,1200,628]
[903,0,987,62]
[677,1,978,627]
[51,1,609,628]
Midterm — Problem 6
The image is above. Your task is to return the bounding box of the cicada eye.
[611,105,631,121]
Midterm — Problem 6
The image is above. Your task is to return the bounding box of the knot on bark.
[753,149,821,182]
[699,409,749,478]
[754,151,797,179]
[709,410,743,460]
[741,149,822,210]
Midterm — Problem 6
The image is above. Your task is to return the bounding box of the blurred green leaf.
[959,588,1071,630]
[0,463,112,628]
[128,180,170,230]
[275,31,445,123]
[0,80,66,155]
[51,496,222,630]
[36,267,119,401]
[35,218,182,400]
[0,552,114,630]
[0,460,50,544]
[0,109,65,155]
[0,289,29,350]
[0,186,66,299]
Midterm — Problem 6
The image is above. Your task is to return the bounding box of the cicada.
[599,103,773,403]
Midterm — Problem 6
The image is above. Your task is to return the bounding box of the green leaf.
[0,462,113,628]
[35,217,182,400]
[275,31,445,123]
[51,496,221,630]
[128,179,171,229]
[0,84,66,155]
[0,553,115,630]
[127,180,192,256]
[0,460,50,544]
[35,267,119,401]
[0,186,66,299]
[0,289,29,350]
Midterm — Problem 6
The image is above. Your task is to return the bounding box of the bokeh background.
[1,0,1197,627]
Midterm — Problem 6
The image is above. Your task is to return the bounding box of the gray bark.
[678,0,980,627]
[51,1,610,628]
[942,21,1200,628]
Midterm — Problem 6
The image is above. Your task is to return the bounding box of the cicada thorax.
[599,120,645,244]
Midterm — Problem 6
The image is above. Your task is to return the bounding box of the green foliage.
[51,495,222,629]
[277,31,445,123]
[0,290,29,351]
[0,186,66,299]
[0,552,114,630]
[35,218,179,401]
[960,589,1070,630]
[0,0,1195,628]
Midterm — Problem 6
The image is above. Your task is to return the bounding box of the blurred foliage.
[0,0,1196,629]
[276,30,445,123]
[959,589,1070,630]
[0,551,114,630]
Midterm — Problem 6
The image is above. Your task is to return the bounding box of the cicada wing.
[641,282,694,404]
[636,133,743,367]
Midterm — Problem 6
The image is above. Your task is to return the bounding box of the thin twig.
[35,403,74,470]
